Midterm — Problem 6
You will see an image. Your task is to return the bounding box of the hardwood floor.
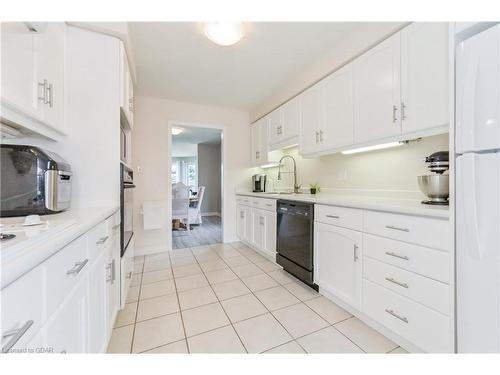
[172,215,221,249]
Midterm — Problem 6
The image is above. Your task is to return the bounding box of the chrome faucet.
[277,155,301,193]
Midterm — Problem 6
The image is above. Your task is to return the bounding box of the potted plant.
[309,183,320,195]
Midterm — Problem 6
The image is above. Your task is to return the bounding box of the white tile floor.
[107,242,408,354]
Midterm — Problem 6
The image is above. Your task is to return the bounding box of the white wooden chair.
[172,182,190,231]
[189,186,205,225]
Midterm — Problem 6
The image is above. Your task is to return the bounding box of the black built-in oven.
[276,200,317,290]
[120,163,134,257]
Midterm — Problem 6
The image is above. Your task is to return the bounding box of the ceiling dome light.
[171,127,184,135]
[204,22,245,46]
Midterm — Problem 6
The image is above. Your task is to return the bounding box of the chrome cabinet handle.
[326,214,340,219]
[315,131,319,143]
[385,277,409,289]
[392,105,398,123]
[2,320,34,353]
[385,309,408,323]
[259,216,264,225]
[265,203,273,207]
[67,259,89,276]
[319,130,323,142]
[126,271,133,279]
[96,236,109,245]
[46,83,53,108]
[353,244,359,262]
[106,263,112,282]
[385,225,409,233]
[38,80,47,102]
[401,102,407,120]
[385,251,409,261]
[111,259,116,284]
[240,211,244,218]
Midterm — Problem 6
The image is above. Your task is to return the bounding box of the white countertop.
[235,191,449,219]
[1,206,119,289]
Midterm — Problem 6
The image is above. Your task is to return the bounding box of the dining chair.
[189,186,205,225]
[172,182,190,231]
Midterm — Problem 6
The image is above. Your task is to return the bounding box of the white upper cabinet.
[268,98,300,150]
[299,83,324,155]
[401,23,449,134]
[120,43,134,129]
[1,24,39,117]
[36,22,66,133]
[1,22,66,136]
[251,116,270,167]
[354,32,402,144]
[322,64,355,150]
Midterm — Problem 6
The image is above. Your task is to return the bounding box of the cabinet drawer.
[44,234,88,317]
[236,195,252,206]
[109,211,121,240]
[363,257,450,315]
[363,279,452,352]
[364,210,449,250]
[363,234,449,283]
[87,218,112,259]
[315,204,363,231]
[247,196,276,212]
[1,266,44,353]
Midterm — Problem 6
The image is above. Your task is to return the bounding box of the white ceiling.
[129,22,366,110]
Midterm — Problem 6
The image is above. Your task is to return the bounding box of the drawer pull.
[385,225,410,233]
[106,263,113,282]
[2,320,34,353]
[326,215,340,219]
[96,236,109,245]
[126,271,133,279]
[385,277,409,289]
[385,309,409,323]
[66,259,89,276]
[265,203,273,207]
[353,244,359,262]
[385,251,409,261]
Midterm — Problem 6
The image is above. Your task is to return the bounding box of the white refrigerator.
[456,23,500,352]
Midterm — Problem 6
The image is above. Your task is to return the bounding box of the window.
[186,162,197,187]
[171,162,178,183]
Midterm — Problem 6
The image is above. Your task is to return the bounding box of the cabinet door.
[106,236,120,336]
[315,222,362,309]
[252,208,265,250]
[0,23,39,116]
[354,32,401,144]
[282,97,299,142]
[268,108,283,145]
[299,84,324,155]
[236,204,247,240]
[401,23,449,134]
[36,22,66,133]
[43,277,88,353]
[251,122,260,166]
[87,250,108,353]
[261,210,277,258]
[243,206,253,244]
[322,64,355,150]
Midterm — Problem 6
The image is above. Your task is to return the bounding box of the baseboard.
[201,212,221,217]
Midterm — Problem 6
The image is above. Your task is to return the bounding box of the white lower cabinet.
[314,222,362,310]
[43,276,89,353]
[236,195,277,260]
[314,204,452,353]
[0,210,123,354]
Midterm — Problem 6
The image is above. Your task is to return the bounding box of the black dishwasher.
[276,200,317,290]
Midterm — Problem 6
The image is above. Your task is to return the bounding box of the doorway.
[169,123,223,249]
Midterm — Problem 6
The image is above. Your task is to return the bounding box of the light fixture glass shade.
[171,127,184,135]
[204,22,244,46]
[341,141,403,155]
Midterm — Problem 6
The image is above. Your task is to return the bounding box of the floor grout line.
[115,242,392,354]
[167,250,191,354]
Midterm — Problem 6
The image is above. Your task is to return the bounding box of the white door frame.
[167,120,225,251]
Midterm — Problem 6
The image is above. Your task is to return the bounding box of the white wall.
[261,134,449,198]
[250,22,407,122]
[132,96,252,255]
[197,142,221,215]
[1,26,121,210]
